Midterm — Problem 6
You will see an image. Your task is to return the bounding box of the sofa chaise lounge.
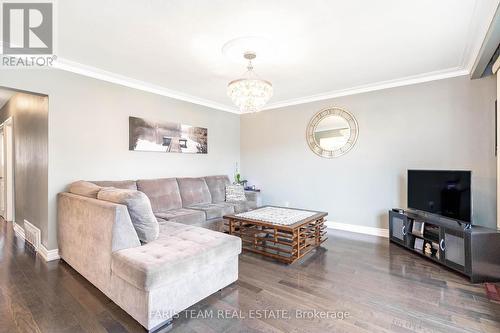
[58,175,255,331]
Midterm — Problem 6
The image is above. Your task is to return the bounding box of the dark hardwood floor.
[1,220,499,333]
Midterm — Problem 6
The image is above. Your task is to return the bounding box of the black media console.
[389,210,500,283]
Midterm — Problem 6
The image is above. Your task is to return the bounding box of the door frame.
[495,56,500,230]
[0,117,14,222]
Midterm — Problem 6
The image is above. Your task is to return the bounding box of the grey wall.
[0,69,240,250]
[0,93,49,239]
[241,76,497,229]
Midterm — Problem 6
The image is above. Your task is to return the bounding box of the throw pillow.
[98,188,159,243]
[225,184,246,202]
[69,180,102,198]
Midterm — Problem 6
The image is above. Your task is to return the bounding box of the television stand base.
[389,210,500,283]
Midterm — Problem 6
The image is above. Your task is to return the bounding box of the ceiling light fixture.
[227,52,273,113]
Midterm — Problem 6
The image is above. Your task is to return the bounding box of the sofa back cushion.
[69,180,103,198]
[204,175,231,203]
[97,188,159,243]
[177,177,212,207]
[137,178,182,212]
[92,180,138,191]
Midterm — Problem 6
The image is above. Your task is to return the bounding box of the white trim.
[326,221,389,238]
[10,222,60,261]
[262,68,469,110]
[52,58,239,114]
[12,221,25,240]
[51,57,472,114]
[38,245,60,262]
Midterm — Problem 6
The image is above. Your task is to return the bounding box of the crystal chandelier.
[227,52,273,113]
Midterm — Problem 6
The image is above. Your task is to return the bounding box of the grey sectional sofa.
[96,175,258,228]
[57,175,256,331]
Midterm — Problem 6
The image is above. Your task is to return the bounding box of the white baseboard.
[326,221,389,238]
[38,245,60,262]
[13,221,25,239]
[11,221,60,261]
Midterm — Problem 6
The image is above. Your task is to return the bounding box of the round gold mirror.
[306,107,359,158]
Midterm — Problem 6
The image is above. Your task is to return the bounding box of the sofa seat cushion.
[187,203,234,219]
[154,209,206,225]
[111,222,241,291]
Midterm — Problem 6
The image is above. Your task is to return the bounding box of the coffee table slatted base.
[224,217,327,264]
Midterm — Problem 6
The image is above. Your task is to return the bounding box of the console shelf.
[389,210,500,283]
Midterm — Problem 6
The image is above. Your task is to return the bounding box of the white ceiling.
[55,0,499,113]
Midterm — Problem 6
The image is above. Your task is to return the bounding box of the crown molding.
[0,44,474,114]
[47,58,470,113]
[52,57,240,114]
[0,1,494,113]
[264,0,498,112]
[262,67,469,111]
[48,2,495,113]
[0,22,488,116]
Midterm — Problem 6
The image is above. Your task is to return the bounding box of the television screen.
[408,170,471,223]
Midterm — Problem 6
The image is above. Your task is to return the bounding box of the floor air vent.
[23,220,41,251]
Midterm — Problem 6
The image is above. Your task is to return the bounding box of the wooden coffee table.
[223,206,328,264]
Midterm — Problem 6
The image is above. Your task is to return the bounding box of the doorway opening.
[0,87,15,223]
[0,86,49,253]
[0,117,14,222]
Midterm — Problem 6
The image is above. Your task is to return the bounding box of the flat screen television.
[407,170,472,223]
